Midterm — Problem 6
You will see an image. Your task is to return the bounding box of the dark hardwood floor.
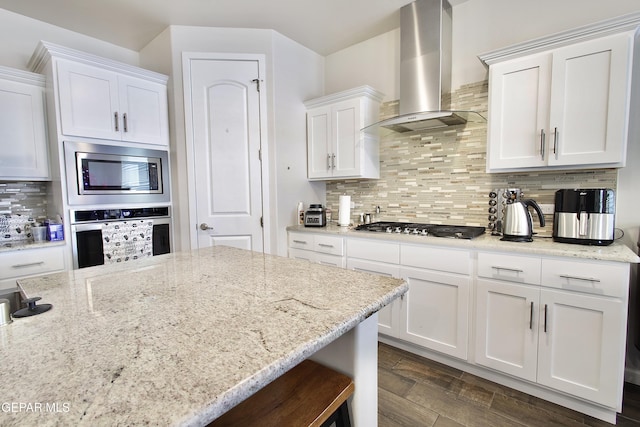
[378,343,640,426]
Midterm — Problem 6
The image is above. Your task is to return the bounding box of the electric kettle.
[501,199,545,242]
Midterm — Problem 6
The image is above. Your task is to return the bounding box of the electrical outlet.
[539,204,555,215]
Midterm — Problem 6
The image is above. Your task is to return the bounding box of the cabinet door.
[0,78,49,179]
[307,106,332,179]
[332,99,360,178]
[487,53,551,170]
[400,266,469,359]
[347,258,401,337]
[475,279,539,382]
[118,75,169,145]
[56,60,121,140]
[548,33,631,167]
[537,288,626,408]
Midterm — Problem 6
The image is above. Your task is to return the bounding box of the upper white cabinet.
[483,30,634,172]
[0,66,49,180]
[29,41,169,147]
[305,86,384,180]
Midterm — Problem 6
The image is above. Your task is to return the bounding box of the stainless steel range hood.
[364,0,485,134]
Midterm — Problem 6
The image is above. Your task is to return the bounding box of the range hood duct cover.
[365,0,485,134]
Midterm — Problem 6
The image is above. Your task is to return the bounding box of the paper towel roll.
[338,195,351,226]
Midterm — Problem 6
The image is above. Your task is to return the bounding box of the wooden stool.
[210,359,354,427]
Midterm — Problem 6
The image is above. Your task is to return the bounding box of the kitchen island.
[0,246,407,426]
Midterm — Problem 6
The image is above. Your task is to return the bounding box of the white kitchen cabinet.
[398,244,471,360]
[485,31,632,172]
[56,59,169,145]
[0,66,49,180]
[288,231,345,268]
[400,266,470,360]
[475,253,628,409]
[475,279,539,381]
[0,245,65,291]
[305,86,383,180]
[346,238,401,337]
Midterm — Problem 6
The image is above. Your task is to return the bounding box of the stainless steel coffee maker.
[553,189,615,246]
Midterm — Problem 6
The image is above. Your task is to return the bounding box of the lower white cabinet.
[346,238,401,337]
[287,229,632,418]
[400,266,470,360]
[475,253,628,409]
[0,246,66,291]
[288,232,345,268]
[347,258,401,336]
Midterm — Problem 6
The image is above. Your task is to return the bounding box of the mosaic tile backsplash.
[326,81,617,237]
[0,181,50,242]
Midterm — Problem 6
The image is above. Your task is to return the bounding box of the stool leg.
[319,400,351,427]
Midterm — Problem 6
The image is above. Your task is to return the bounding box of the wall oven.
[64,141,170,205]
[70,207,171,269]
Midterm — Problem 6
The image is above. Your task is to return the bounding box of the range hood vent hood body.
[366,0,485,134]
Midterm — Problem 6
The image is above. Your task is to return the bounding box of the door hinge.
[260,216,264,228]
[251,78,261,92]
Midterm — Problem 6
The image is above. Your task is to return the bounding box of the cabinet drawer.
[288,247,315,262]
[541,258,629,298]
[347,238,400,264]
[477,252,541,285]
[401,244,471,275]
[288,232,314,249]
[1,246,65,280]
[347,258,400,278]
[314,235,344,256]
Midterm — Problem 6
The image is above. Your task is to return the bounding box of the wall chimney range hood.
[364,0,485,134]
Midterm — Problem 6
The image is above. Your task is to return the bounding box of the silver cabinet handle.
[327,154,331,170]
[540,129,545,160]
[529,301,534,330]
[12,261,45,269]
[292,240,308,245]
[114,112,119,131]
[123,113,128,133]
[317,243,334,248]
[558,274,600,283]
[491,266,524,273]
[332,153,336,169]
[553,127,559,158]
[199,223,214,231]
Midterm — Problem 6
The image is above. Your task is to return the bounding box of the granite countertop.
[287,224,640,264]
[1,246,407,426]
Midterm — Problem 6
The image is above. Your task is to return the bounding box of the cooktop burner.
[354,222,486,239]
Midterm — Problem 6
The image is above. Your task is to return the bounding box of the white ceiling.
[0,0,464,56]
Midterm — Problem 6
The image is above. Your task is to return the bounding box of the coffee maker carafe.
[501,199,545,242]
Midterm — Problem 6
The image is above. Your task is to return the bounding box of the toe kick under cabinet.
[287,228,633,421]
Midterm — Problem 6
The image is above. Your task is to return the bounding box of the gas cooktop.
[354,222,486,239]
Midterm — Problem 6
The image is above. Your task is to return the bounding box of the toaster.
[553,189,615,246]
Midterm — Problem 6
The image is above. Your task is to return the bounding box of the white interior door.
[184,57,264,251]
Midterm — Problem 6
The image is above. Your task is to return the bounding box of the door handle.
[114,112,119,132]
[529,301,534,330]
[199,223,214,231]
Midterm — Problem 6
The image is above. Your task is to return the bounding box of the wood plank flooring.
[378,342,640,427]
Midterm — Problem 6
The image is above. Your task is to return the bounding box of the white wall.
[271,32,326,256]
[325,0,640,97]
[141,25,325,256]
[0,8,138,70]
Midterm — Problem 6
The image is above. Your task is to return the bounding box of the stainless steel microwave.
[64,141,170,205]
